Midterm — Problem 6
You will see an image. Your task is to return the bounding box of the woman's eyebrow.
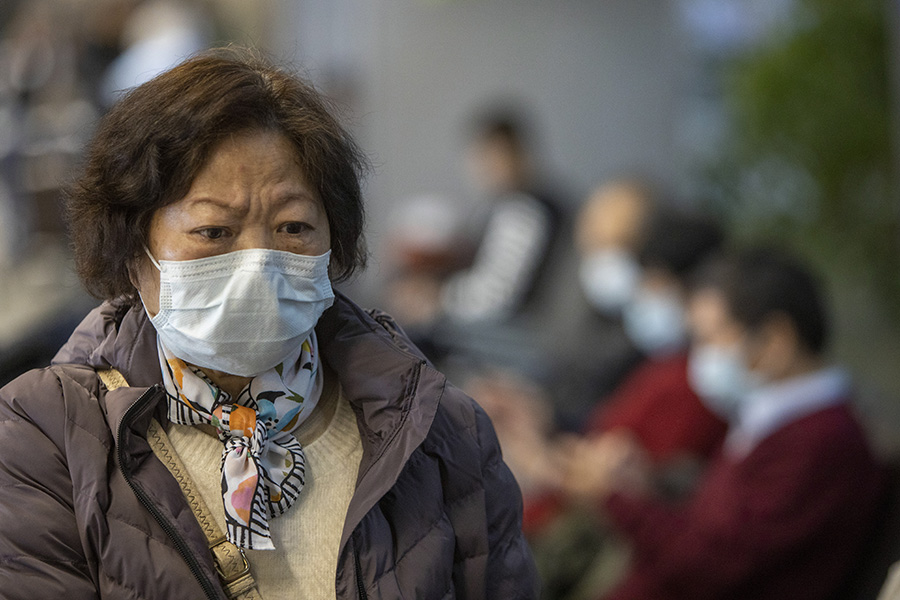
[271,190,319,206]
[185,190,318,211]
[184,196,244,214]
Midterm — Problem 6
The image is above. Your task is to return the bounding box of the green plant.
[706,0,900,319]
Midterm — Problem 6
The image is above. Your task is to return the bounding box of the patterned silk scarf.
[157,333,323,550]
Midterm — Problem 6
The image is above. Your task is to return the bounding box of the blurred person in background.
[99,0,212,107]
[463,178,657,488]
[432,106,565,326]
[575,179,653,319]
[569,207,728,494]
[466,177,660,436]
[377,193,474,361]
[379,106,568,385]
[547,178,657,427]
[476,207,727,599]
[574,247,885,600]
[0,50,537,599]
[0,0,133,386]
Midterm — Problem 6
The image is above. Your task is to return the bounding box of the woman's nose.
[233,227,276,251]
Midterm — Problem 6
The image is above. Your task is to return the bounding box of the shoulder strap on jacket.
[97,368,129,392]
[97,368,263,600]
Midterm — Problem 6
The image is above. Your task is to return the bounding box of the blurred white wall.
[274,0,696,301]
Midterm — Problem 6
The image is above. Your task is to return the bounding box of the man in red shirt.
[567,248,886,600]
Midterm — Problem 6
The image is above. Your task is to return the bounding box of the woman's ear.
[128,249,161,315]
[326,237,342,281]
[126,254,140,290]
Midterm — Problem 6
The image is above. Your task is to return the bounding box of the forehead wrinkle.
[181,131,319,217]
[182,188,320,221]
[182,196,246,215]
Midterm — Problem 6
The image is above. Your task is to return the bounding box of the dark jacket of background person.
[603,402,883,600]
[0,293,538,600]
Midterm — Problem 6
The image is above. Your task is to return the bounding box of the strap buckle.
[210,536,251,585]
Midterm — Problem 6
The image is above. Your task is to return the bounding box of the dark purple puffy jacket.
[0,293,538,599]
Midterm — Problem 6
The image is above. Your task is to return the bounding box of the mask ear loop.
[138,245,164,319]
[144,245,162,271]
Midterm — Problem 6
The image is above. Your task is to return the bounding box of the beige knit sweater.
[167,383,363,600]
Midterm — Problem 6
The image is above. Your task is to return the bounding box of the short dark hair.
[468,104,533,152]
[66,48,368,302]
[692,247,830,354]
[638,208,725,279]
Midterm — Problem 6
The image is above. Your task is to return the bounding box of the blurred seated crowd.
[381,112,899,599]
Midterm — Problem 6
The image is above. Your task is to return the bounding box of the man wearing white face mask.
[575,208,728,472]
[576,180,652,317]
[522,209,728,599]
[538,179,655,428]
[594,247,886,600]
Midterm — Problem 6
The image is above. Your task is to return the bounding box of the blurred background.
[0,0,898,456]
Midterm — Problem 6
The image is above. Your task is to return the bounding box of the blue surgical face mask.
[687,343,760,419]
[578,249,641,315]
[622,287,687,356]
[143,248,334,377]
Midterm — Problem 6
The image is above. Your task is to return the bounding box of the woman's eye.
[281,222,311,235]
[198,227,229,240]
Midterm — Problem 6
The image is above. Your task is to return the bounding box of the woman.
[0,50,537,600]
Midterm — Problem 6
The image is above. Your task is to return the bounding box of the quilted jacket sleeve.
[0,368,100,600]
[474,402,540,599]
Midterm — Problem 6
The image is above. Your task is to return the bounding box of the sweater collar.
[725,366,851,457]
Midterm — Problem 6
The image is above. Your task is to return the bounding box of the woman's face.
[134,129,331,316]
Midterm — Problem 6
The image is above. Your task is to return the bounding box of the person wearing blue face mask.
[621,209,726,357]
[686,249,865,457]
[494,209,727,511]
[506,208,728,599]
[579,208,728,469]
[0,50,537,600]
[588,247,886,600]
